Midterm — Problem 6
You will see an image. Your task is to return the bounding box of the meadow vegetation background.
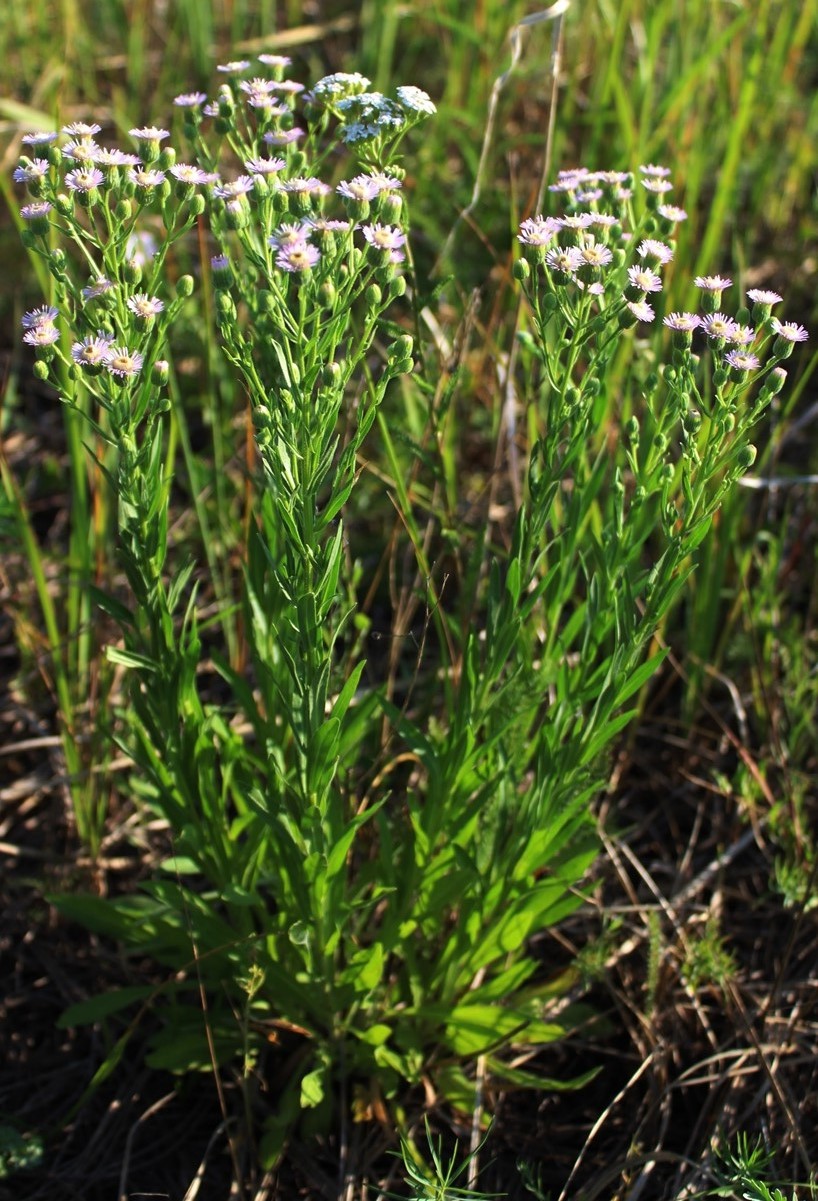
[1,1,817,1199]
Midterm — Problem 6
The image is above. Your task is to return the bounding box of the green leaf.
[300,1062,327,1108]
[484,1058,600,1092]
[353,1023,392,1047]
[105,646,158,672]
[89,584,134,627]
[58,985,158,1028]
[611,648,668,708]
[347,942,385,992]
[579,707,637,765]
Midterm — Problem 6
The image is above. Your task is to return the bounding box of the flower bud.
[188,192,206,217]
[389,334,413,364]
[736,444,756,469]
[159,146,176,170]
[319,280,336,309]
[762,366,787,396]
[389,275,407,300]
[55,193,73,216]
[176,274,195,298]
[513,258,531,283]
[216,291,236,323]
[320,362,341,387]
[224,201,249,230]
[152,359,170,385]
[124,259,143,285]
[365,283,382,310]
[210,254,232,288]
[378,192,402,223]
[115,198,133,221]
[624,416,639,442]
[683,408,702,435]
[33,360,50,381]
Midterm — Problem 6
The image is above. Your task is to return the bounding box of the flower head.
[258,53,292,68]
[61,121,102,138]
[126,293,165,321]
[724,349,760,372]
[627,265,662,293]
[263,127,304,146]
[82,277,114,300]
[579,242,614,268]
[558,213,596,231]
[337,176,382,202]
[395,85,436,116]
[71,334,113,369]
[245,156,286,175]
[695,274,732,293]
[128,167,166,188]
[641,177,674,194]
[727,325,756,347]
[312,72,371,100]
[269,222,313,249]
[276,242,321,272]
[279,176,330,200]
[13,159,51,185]
[174,92,208,108]
[21,131,58,146]
[702,312,739,341]
[663,312,701,332]
[128,126,170,143]
[362,223,406,252]
[637,238,674,266]
[20,201,53,232]
[545,247,584,277]
[62,139,102,163]
[625,300,656,324]
[128,127,170,160]
[214,175,254,201]
[657,204,687,224]
[217,60,251,73]
[22,305,59,329]
[770,318,809,344]
[94,148,142,168]
[170,164,218,186]
[65,166,105,193]
[341,122,380,145]
[639,163,672,178]
[23,323,60,347]
[747,288,782,306]
[518,216,561,247]
[106,345,144,377]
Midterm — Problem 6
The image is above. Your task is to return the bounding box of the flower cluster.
[14,59,437,402]
[515,164,808,394]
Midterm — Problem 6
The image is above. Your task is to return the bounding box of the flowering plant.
[12,67,807,1162]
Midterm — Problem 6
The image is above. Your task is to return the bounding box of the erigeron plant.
[12,68,808,1162]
